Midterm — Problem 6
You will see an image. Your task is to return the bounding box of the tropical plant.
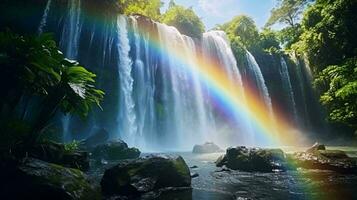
[0,30,104,144]
[315,58,357,130]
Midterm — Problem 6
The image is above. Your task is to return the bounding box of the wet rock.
[28,141,89,171]
[190,172,199,178]
[215,146,289,172]
[215,166,231,172]
[306,142,326,153]
[192,142,223,154]
[289,144,357,173]
[90,139,140,160]
[83,128,109,148]
[0,157,100,200]
[190,165,198,169]
[101,155,191,198]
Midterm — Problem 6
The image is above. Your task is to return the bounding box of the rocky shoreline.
[1,141,356,199]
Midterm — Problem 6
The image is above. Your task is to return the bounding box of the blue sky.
[161,0,277,30]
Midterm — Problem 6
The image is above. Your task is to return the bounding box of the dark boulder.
[90,139,140,160]
[289,144,357,173]
[101,155,191,198]
[215,146,289,172]
[0,157,100,200]
[192,142,223,154]
[28,141,89,171]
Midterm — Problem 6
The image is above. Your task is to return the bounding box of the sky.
[161,0,277,30]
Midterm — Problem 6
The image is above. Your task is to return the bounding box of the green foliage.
[278,25,302,50]
[266,0,312,27]
[0,30,104,144]
[161,4,205,38]
[258,29,281,53]
[297,0,357,73]
[220,15,281,56]
[315,58,357,129]
[118,0,162,20]
[64,140,80,153]
[223,15,259,50]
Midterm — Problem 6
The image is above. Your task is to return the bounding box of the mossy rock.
[28,141,89,171]
[101,155,191,198]
[290,144,357,173]
[0,157,100,200]
[90,140,140,160]
[216,146,289,172]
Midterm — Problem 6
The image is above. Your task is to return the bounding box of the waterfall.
[59,0,82,142]
[38,1,298,149]
[116,16,137,146]
[245,51,274,121]
[59,0,82,60]
[155,23,210,149]
[202,31,254,145]
[280,57,298,123]
[38,0,52,35]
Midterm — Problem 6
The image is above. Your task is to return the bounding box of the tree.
[266,0,312,28]
[0,31,104,144]
[258,28,281,53]
[161,5,205,38]
[168,0,176,8]
[119,0,163,21]
[222,15,259,50]
[315,58,357,130]
[299,0,357,133]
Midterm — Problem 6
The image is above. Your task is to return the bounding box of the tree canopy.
[297,0,357,130]
[266,0,312,28]
[119,0,163,21]
[161,4,205,38]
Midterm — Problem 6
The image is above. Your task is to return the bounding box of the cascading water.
[37,2,300,149]
[59,0,82,142]
[280,57,298,123]
[155,23,210,149]
[38,0,52,34]
[129,16,156,148]
[202,31,254,145]
[245,51,275,122]
[116,16,137,146]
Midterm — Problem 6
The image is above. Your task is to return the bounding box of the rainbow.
[127,18,305,147]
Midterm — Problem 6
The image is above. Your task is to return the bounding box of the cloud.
[198,0,224,16]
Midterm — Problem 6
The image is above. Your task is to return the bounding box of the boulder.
[215,146,289,172]
[289,144,357,173]
[306,142,326,153]
[192,142,223,154]
[90,139,140,160]
[101,155,191,198]
[0,157,100,200]
[28,141,89,171]
[83,128,109,148]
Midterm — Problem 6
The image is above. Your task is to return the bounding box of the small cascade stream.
[280,57,298,123]
[245,51,274,120]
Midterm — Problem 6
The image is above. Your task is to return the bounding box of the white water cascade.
[246,51,275,120]
[37,0,290,149]
[202,31,254,145]
[38,0,52,34]
[59,0,82,142]
[116,16,137,146]
[280,57,298,123]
